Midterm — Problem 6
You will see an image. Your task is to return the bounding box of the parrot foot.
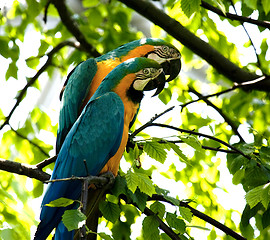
[96,171,115,190]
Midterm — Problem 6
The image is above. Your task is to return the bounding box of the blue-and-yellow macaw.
[56,38,181,153]
[34,57,166,240]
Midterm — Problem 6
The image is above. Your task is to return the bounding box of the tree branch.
[36,155,57,169]
[201,0,270,30]
[228,0,262,70]
[0,41,81,131]
[119,0,270,91]
[143,206,181,240]
[144,123,251,159]
[188,87,245,142]
[52,0,101,57]
[119,194,181,240]
[0,159,50,182]
[131,75,269,141]
[150,194,247,240]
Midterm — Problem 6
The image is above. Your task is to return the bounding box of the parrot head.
[139,38,181,82]
[95,57,166,103]
[101,38,181,82]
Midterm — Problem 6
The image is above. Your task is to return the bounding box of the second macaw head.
[93,57,166,103]
[100,38,181,82]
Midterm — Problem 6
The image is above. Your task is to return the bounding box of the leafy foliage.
[0,0,270,239]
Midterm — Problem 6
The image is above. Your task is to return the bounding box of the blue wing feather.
[35,92,124,240]
[56,58,98,153]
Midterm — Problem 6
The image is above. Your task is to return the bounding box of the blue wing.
[56,58,98,153]
[35,92,124,240]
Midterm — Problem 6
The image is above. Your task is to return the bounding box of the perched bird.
[34,57,166,240]
[56,38,181,153]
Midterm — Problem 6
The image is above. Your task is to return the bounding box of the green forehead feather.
[98,38,175,61]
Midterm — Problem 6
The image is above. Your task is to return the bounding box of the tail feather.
[54,221,74,240]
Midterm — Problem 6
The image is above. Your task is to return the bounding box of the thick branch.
[52,0,101,57]
[201,0,270,30]
[0,41,80,131]
[150,194,247,240]
[119,0,270,91]
[0,159,50,182]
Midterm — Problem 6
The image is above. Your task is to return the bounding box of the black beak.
[144,71,166,96]
[161,58,181,82]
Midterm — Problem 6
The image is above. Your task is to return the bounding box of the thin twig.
[119,194,181,240]
[131,75,269,140]
[149,194,247,240]
[229,0,262,70]
[45,175,110,186]
[201,0,270,30]
[155,139,238,154]
[0,41,82,131]
[143,207,181,240]
[188,87,245,142]
[36,155,57,169]
[80,179,89,240]
[43,0,52,23]
[10,126,50,158]
[149,123,251,159]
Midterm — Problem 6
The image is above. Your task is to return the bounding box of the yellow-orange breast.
[100,74,139,176]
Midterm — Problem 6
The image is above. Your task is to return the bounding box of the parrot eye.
[143,68,151,76]
[162,45,169,52]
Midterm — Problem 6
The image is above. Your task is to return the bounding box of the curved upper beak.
[144,70,166,97]
[161,58,181,82]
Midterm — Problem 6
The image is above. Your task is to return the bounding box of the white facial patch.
[133,78,152,91]
[133,68,163,91]
[147,53,165,64]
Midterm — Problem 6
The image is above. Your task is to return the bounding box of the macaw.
[34,57,166,240]
[56,38,181,153]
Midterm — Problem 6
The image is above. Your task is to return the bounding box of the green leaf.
[245,183,270,209]
[111,175,127,197]
[179,207,192,222]
[150,201,166,218]
[212,0,226,15]
[232,168,245,185]
[99,200,121,223]
[259,146,270,162]
[144,141,167,164]
[166,212,186,233]
[238,143,256,155]
[244,0,257,9]
[179,134,202,152]
[164,195,180,206]
[167,142,190,165]
[125,169,139,193]
[62,209,86,231]
[142,216,160,240]
[262,207,270,229]
[262,0,270,15]
[5,62,18,80]
[136,172,156,196]
[180,0,200,18]
[98,232,114,240]
[0,36,10,58]
[45,197,75,207]
[128,189,148,211]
